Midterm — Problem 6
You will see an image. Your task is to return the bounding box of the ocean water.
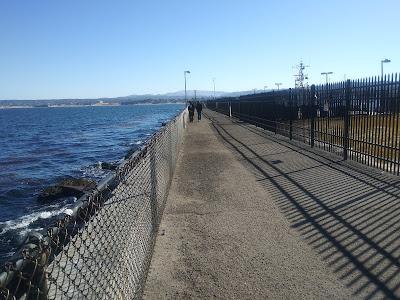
[0,104,184,262]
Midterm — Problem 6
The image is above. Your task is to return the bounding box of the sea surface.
[0,104,184,262]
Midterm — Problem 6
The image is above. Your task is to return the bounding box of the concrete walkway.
[143,110,400,299]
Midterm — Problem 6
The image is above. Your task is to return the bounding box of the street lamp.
[184,70,191,104]
[321,72,333,84]
[381,59,391,79]
[264,85,268,93]
[275,83,282,90]
[213,78,216,100]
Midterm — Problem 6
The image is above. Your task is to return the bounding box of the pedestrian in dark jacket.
[188,102,195,122]
[196,102,203,121]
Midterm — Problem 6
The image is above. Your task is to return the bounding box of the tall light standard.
[264,85,268,93]
[321,71,333,84]
[184,70,191,104]
[381,59,391,79]
[275,83,282,90]
[213,78,216,99]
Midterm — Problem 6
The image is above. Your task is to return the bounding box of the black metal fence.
[0,110,187,299]
[207,74,400,175]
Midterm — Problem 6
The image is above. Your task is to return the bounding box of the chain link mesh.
[0,110,187,300]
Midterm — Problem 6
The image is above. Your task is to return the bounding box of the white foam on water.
[128,139,144,146]
[64,208,73,215]
[0,206,73,235]
[82,164,108,178]
[18,227,44,238]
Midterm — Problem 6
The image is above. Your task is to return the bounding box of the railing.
[207,74,400,175]
[0,110,187,300]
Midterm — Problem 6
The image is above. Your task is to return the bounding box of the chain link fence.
[0,110,187,300]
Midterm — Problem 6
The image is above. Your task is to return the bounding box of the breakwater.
[0,104,184,262]
[0,109,187,299]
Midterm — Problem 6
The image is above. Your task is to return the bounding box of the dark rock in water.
[99,162,117,170]
[124,147,138,159]
[161,122,167,126]
[58,178,96,189]
[38,178,96,202]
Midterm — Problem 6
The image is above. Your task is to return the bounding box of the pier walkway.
[143,109,400,299]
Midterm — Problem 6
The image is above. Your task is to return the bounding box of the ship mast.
[293,61,310,89]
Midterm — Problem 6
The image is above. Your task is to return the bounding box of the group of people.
[188,101,203,122]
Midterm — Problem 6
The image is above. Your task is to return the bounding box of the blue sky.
[0,0,399,99]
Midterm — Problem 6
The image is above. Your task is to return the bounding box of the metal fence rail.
[0,110,187,300]
[207,74,400,175]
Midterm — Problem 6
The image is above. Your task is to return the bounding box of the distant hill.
[0,89,269,108]
[118,90,227,101]
[157,90,227,98]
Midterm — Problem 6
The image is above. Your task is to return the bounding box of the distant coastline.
[0,101,186,110]
[0,89,255,110]
[0,106,35,109]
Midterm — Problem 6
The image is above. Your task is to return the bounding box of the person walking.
[188,102,195,122]
[196,101,203,121]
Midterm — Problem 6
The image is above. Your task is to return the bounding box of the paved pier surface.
[143,110,400,299]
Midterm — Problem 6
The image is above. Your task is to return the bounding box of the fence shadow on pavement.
[207,111,400,300]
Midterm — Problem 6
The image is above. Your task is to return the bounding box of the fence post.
[310,85,316,147]
[289,88,293,140]
[229,102,232,117]
[169,125,173,181]
[343,79,351,160]
[150,144,158,233]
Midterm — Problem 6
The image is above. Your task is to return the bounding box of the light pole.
[321,72,333,84]
[184,70,191,104]
[275,83,282,90]
[381,59,391,79]
[264,85,268,93]
[213,78,216,100]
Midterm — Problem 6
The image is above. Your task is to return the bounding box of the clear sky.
[1,0,399,99]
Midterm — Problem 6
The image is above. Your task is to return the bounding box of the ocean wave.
[0,206,74,236]
[81,163,111,179]
[18,227,44,237]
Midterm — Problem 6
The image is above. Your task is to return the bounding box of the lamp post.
[321,72,333,84]
[381,59,391,79]
[184,70,191,104]
[275,83,282,90]
[264,85,268,93]
[213,78,216,100]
